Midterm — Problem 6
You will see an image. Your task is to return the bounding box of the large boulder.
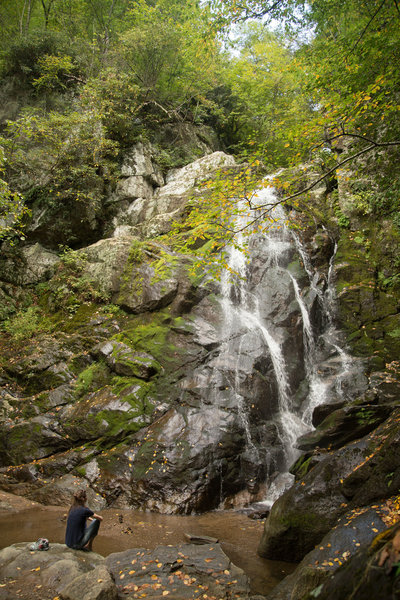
[0,540,248,600]
[258,408,400,562]
[0,543,110,600]
[105,542,249,599]
[266,503,389,599]
[111,151,236,237]
[303,521,400,600]
[0,243,59,286]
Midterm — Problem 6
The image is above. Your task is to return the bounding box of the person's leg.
[78,518,100,550]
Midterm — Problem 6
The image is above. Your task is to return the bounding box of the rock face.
[0,147,399,598]
[266,503,389,600]
[0,542,248,600]
[302,522,400,600]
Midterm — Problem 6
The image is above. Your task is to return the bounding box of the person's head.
[71,489,87,509]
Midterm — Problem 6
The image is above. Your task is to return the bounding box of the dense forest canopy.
[0,0,399,264]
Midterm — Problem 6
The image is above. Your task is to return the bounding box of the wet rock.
[105,543,248,599]
[3,336,74,394]
[297,402,395,451]
[267,504,387,600]
[303,522,400,600]
[60,385,152,443]
[312,400,347,427]
[27,474,106,511]
[258,409,400,563]
[0,415,71,466]
[184,534,219,544]
[91,340,160,380]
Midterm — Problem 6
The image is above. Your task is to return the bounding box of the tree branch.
[256,139,400,211]
[347,0,388,56]
[212,136,400,238]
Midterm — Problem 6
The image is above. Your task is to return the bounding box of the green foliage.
[33,54,80,93]
[2,306,50,340]
[128,239,145,264]
[45,247,110,314]
[219,22,309,160]
[121,0,217,106]
[0,146,30,243]
[3,106,118,217]
[2,30,68,86]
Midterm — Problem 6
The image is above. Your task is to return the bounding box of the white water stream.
[218,183,354,507]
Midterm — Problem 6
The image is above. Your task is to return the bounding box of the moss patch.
[74,362,111,399]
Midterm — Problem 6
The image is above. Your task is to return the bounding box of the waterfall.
[215,182,354,507]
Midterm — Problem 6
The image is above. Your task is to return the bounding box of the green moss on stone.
[74,362,110,399]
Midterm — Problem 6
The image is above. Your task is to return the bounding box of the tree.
[0,146,30,243]
[220,22,309,161]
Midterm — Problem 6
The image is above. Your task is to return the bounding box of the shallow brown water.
[0,506,296,594]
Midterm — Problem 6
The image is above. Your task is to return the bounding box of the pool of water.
[0,506,296,595]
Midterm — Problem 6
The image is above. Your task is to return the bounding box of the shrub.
[3,306,50,340]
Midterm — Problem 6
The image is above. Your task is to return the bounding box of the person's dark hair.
[68,489,87,513]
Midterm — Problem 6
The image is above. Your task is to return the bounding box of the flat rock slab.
[0,542,249,600]
[105,542,249,599]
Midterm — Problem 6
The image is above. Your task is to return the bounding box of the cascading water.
[214,182,355,507]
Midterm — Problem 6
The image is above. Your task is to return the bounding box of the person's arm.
[87,510,103,522]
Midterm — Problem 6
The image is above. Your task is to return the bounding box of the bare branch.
[347,0,388,56]
[213,137,400,238]
[257,139,400,211]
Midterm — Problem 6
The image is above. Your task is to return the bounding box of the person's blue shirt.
[65,506,94,548]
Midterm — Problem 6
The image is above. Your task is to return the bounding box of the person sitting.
[65,489,103,551]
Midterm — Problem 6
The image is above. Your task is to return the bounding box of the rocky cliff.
[0,142,399,598]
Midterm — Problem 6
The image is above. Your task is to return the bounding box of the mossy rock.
[296,402,394,452]
[91,340,161,380]
[73,361,111,399]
